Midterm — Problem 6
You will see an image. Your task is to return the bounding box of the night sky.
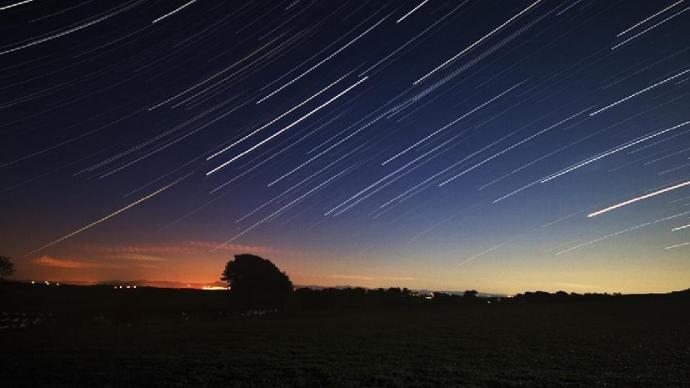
[2,0,689,294]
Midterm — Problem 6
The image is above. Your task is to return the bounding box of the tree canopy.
[221,254,293,306]
[0,256,14,279]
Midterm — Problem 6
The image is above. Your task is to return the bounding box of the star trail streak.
[25,174,191,256]
[256,14,388,104]
[610,6,690,50]
[589,68,690,116]
[588,180,690,218]
[665,242,690,250]
[396,0,429,24]
[672,223,690,231]
[558,210,690,255]
[382,81,524,166]
[413,0,543,85]
[0,0,33,12]
[542,121,690,183]
[216,168,351,249]
[616,0,685,37]
[206,76,367,175]
[0,1,142,56]
[207,72,350,160]
[152,0,198,24]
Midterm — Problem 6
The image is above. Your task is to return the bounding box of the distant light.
[132,285,137,289]
[44,281,50,285]
[31,281,35,285]
[126,285,131,289]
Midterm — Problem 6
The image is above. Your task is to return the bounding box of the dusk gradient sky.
[1,0,690,294]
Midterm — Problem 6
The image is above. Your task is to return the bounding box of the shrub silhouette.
[221,254,293,307]
[0,256,14,279]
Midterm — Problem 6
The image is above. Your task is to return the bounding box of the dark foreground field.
[1,284,689,387]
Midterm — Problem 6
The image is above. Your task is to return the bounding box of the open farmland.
[2,284,689,387]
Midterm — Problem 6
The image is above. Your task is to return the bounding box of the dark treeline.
[294,287,436,309]
[3,280,689,314]
[292,287,690,309]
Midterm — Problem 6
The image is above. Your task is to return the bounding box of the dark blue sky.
[1,0,689,293]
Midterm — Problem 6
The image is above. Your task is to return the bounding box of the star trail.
[1,0,689,293]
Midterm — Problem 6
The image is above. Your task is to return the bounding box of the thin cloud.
[78,240,276,255]
[326,274,418,282]
[109,253,167,262]
[34,256,121,269]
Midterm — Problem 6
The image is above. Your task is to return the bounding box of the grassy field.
[1,285,689,387]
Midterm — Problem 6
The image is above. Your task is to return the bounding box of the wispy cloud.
[553,282,599,291]
[78,240,275,256]
[34,256,121,269]
[108,253,166,262]
[326,274,418,282]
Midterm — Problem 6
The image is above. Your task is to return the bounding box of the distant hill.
[34,280,507,296]
[99,280,228,289]
[13,279,684,298]
[413,289,508,298]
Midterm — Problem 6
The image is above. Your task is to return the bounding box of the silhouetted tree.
[464,289,478,298]
[0,256,14,279]
[221,254,293,307]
